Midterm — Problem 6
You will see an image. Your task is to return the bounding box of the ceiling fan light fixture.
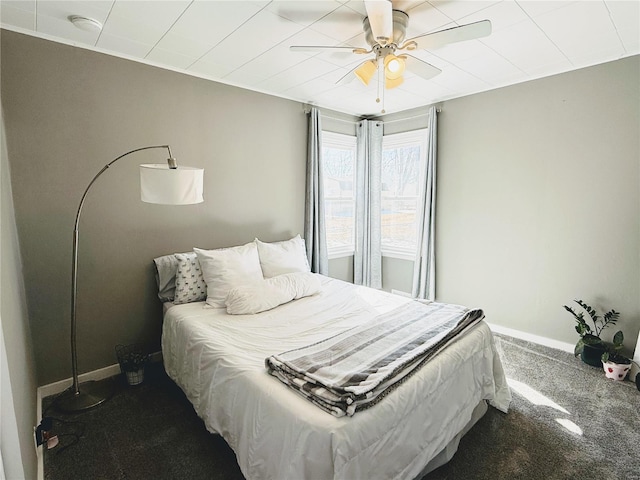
[385,76,404,89]
[355,60,377,86]
[384,54,406,80]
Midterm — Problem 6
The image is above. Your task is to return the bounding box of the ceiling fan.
[290,0,491,112]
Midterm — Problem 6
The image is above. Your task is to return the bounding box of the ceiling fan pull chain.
[376,58,382,105]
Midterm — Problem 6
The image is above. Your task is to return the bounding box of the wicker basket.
[115,344,149,385]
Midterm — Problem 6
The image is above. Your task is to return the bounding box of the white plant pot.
[602,361,631,381]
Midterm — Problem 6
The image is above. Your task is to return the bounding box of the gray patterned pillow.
[173,252,207,305]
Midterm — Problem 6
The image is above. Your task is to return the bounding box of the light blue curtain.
[304,107,329,275]
[354,119,383,288]
[412,106,437,300]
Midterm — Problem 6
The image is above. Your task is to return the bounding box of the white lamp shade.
[140,164,204,205]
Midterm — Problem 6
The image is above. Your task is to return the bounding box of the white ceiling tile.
[308,4,365,42]
[36,0,112,22]
[606,0,640,32]
[617,26,640,53]
[198,9,304,71]
[151,31,212,60]
[228,47,302,82]
[228,28,344,82]
[532,1,623,59]
[1,3,35,30]
[283,77,339,99]
[99,0,189,48]
[267,0,344,26]
[481,19,569,72]
[188,57,236,79]
[427,38,497,63]
[404,2,453,37]
[96,32,153,58]
[258,57,341,92]
[224,69,270,87]
[394,1,430,14]
[107,0,189,25]
[524,58,575,78]
[455,48,524,83]
[606,0,640,54]
[429,64,489,91]
[515,0,576,19]
[429,0,501,22]
[3,0,35,14]
[165,0,265,47]
[459,0,530,31]
[145,46,197,70]
[401,75,455,100]
[340,0,367,17]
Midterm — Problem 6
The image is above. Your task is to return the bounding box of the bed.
[159,241,511,480]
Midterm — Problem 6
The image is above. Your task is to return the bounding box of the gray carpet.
[43,334,640,480]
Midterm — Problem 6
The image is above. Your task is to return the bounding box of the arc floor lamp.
[56,145,204,412]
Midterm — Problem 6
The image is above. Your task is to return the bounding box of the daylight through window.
[381,130,427,258]
[321,129,426,259]
[322,132,356,257]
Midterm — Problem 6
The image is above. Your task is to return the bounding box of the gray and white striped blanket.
[265,301,484,417]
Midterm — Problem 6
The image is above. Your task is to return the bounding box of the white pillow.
[173,253,207,305]
[194,242,264,308]
[226,272,321,315]
[255,235,310,278]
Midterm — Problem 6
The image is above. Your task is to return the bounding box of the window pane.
[381,144,421,252]
[325,198,355,249]
[322,133,356,255]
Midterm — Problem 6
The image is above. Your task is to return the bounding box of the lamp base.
[55,379,114,413]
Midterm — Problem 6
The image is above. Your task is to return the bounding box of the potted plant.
[563,299,620,367]
[601,331,632,381]
[115,344,150,385]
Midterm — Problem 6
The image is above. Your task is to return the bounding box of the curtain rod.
[303,105,442,125]
[382,108,442,125]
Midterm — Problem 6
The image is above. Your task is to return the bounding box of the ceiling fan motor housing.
[363,10,409,48]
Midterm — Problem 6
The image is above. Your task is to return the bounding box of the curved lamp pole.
[56,145,203,412]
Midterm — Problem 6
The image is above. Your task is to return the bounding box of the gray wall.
[1,106,38,479]
[1,30,307,385]
[436,56,639,351]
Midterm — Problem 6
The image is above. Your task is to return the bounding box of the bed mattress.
[162,275,511,480]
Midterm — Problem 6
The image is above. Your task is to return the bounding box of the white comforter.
[162,275,511,480]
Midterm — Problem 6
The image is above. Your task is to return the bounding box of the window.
[321,129,427,260]
[322,132,356,258]
[381,130,427,259]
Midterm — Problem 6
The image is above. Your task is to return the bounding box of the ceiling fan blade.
[364,0,393,45]
[290,46,368,54]
[404,55,441,80]
[407,20,492,50]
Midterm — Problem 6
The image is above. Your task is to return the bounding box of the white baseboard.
[37,351,163,399]
[391,289,412,297]
[487,323,575,354]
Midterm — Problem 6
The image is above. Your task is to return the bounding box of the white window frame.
[322,131,357,259]
[381,129,428,261]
